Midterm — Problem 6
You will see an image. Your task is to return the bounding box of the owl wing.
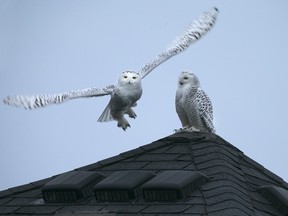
[139,7,219,79]
[3,85,115,110]
[196,88,215,133]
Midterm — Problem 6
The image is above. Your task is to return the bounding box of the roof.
[1,132,288,215]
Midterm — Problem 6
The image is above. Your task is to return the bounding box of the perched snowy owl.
[175,71,215,133]
[3,7,219,130]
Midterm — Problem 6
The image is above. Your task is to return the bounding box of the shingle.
[205,192,253,210]
[8,183,35,194]
[99,161,149,171]
[176,154,194,162]
[194,151,240,167]
[143,161,191,170]
[0,206,19,214]
[0,197,12,205]
[188,142,216,151]
[99,155,125,166]
[240,154,265,171]
[30,177,53,187]
[202,167,246,185]
[183,163,197,170]
[57,205,105,214]
[206,199,254,215]
[192,146,240,163]
[134,153,180,162]
[207,208,251,216]
[15,205,63,214]
[167,132,206,142]
[254,209,279,216]
[103,205,146,213]
[203,187,251,205]
[142,204,191,213]
[196,159,242,174]
[162,136,193,144]
[165,145,191,154]
[56,213,116,216]
[242,166,280,188]
[202,180,251,199]
[184,204,206,214]
[75,162,102,171]
[120,148,145,158]
[148,146,171,153]
[11,189,41,198]
[244,174,278,188]
[0,189,12,198]
[191,142,240,160]
[185,191,205,204]
[5,197,37,206]
[140,140,167,151]
[260,168,284,184]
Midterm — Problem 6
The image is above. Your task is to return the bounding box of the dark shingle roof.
[1,132,288,215]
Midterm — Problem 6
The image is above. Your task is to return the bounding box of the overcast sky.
[1,0,288,190]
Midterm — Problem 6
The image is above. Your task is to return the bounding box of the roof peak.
[1,132,288,215]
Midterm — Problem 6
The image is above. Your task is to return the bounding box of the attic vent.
[94,171,155,201]
[257,185,288,215]
[142,170,208,201]
[42,171,104,203]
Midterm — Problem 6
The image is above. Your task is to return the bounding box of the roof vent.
[42,171,104,203]
[257,185,288,215]
[142,170,208,201]
[94,171,155,201]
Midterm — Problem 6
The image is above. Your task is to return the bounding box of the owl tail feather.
[97,104,113,122]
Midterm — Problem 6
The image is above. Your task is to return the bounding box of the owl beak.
[180,82,184,85]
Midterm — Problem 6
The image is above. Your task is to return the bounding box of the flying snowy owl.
[3,7,219,131]
[175,71,215,133]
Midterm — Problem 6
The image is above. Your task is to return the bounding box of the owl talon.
[117,119,131,131]
[129,114,137,119]
[188,126,200,132]
[174,128,187,133]
[123,124,131,131]
[126,108,137,119]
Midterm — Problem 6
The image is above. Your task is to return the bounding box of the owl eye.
[123,75,128,79]
[183,77,188,80]
[132,76,137,79]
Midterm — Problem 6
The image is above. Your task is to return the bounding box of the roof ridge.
[186,134,255,215]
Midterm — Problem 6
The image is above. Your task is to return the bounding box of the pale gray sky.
[1,0,288,190]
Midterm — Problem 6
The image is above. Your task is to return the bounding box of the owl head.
[178,71,200,88]
[118,71,141,86]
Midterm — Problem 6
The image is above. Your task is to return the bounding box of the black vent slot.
[42,171,104,203]
[257,185,288,215]
[94,171,155,201]
[142,170,208,201]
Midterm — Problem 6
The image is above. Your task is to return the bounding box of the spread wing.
[139,7,219,79]
[3,85,115,110]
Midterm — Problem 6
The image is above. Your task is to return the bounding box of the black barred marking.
[140,7,218,79]
[39,97,45,107]
[34,98,40,107]
[3,85,115,110]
